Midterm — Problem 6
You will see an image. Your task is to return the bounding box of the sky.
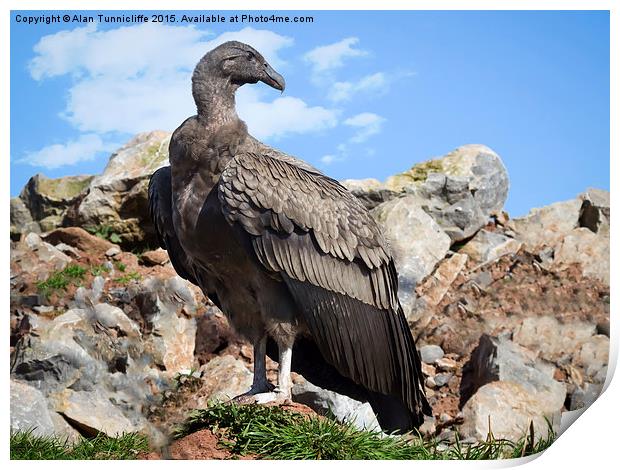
[9,10,609,216]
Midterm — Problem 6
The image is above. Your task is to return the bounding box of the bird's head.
[194,41,285,93]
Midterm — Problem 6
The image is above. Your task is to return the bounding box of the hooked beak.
[261,62,285,92]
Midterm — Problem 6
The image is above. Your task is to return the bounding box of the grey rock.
[434,373,452,387]
[460,334,566,414]
[49,389,139,437]
[569,382,604,410]
[341,178,398,210]
[460,381,560,442]
[105,246,121,257]
[136,276,198,373]
[10,380,56,437]
[574,335,609,381]
[419,345,445,364]
[10,197,39,240]
[23,232,72,272]
[459,229,522,265]
[385,145,509,242]
[372,196,451,318]
[292,380,380,431]
[74,131,170,247]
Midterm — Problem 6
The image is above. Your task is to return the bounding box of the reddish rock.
[43,227,116,254]
[141,248,169,266]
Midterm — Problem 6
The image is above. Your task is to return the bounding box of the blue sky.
[10,10,609,216]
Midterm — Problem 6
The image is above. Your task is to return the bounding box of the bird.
[148,41,431,432]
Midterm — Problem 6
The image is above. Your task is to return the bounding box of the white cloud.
[29,24,322,142]
[19,134,117,169]
[320,154,337,165]
[344,112,386,143]
[304,37,367,74]
[328,72,387,102]
[237,88,338,140]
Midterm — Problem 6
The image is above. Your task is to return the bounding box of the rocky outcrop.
[372,197,451,318]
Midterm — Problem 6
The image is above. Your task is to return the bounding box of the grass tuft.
[173,402,556,460]
[10,429,149,460]
[36,264,87,298]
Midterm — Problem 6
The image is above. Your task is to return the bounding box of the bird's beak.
[261,62,285,92]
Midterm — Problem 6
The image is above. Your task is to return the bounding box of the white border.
[2,1,616,468]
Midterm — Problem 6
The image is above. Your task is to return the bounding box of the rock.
[419,345,445,364]
[372,196,451,318]
[15,173,94,236]
[199,355,253,402]
[43,227,116,254]
[435,357,458,372]
[460,381,560,442]
[574,335,609,381]
[386,145,509,241]
[50,389,138,437]
[93,303,141,338]
[53,242,81,258]
[554,227,609,284]
[459,229,522,265]
[73,131,170,248]
[460,334,566,413]
[434,373,452,387]
[415,253,468,307]
[507,198,582,249]
[292,380,380,431]
[140,248,169,266]
[10,197,39,240]
[10,380,56,437]
[341,178,398,210]
[579,188,609,234]
[105,246,121,258]
[23,232,72,272]
[136,276,198,373]
[569,382,603,410]
[513,316,596,362]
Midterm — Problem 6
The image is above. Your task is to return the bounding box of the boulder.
[578,188,610,234]
[73,131,170,248]
[140,248,169,266]
[50,389,139,437]
[569,382,604,410]
[458,230,522,265]
[385,145,509,241]
[513,316,596,362]
[506,198,582,250]
[574,335,609,382]
[19,173,93,220]
[135,276,198,374]
[419,345,445,364]
[554,227,609,284]
[292,379,380,431]
[199,355,253,402]
[341,178,398,210]
[10,197,39,240]
[460,334,566,413]
[10,380,56,437]
[43,227,117,254]
[372,196,451,318]
[460,381,560,442]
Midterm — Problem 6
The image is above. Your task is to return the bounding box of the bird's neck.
[193,79,240,127]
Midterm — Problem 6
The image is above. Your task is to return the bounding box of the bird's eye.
[247,51,255,60]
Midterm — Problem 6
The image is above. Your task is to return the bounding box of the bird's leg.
[253,339,293,405]
[232,336,273,402]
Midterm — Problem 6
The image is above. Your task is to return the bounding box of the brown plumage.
[148,41,431,431]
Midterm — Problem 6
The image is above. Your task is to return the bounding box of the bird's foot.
[252,389,292,406]
[231,382,275,404]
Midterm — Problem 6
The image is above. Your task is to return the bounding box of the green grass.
[85,224,122,244]
[36,264,87,298]
[173,403,556,460]
[90,264,111,276]
[10,430,149,460]
[114,261,127,272]
[115,271,141,284]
